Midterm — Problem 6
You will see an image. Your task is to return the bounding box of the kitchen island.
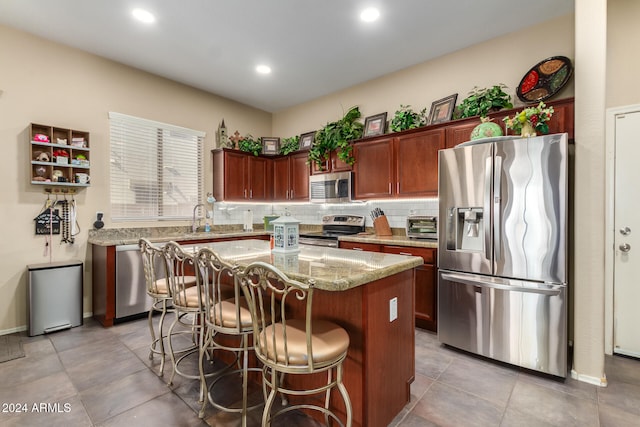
[191,239,423,427]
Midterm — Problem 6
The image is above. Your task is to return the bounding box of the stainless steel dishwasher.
[115,244,161,319]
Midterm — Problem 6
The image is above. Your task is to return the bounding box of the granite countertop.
[88,226,270,246]
[184,239,423,291]
[338,233,438,249]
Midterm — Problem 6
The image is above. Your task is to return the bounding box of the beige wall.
[273,14,575,137]
[606,0,640,108]
[0,25,271,333]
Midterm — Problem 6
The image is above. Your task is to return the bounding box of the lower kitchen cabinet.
[339,241,438,332]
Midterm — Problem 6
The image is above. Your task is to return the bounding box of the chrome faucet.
[192,203,205,233]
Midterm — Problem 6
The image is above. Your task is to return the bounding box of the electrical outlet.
[389,297,398,322]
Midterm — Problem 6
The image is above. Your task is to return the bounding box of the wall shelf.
[30,123,91,188]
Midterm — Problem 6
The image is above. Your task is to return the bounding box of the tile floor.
[1,316,639,426]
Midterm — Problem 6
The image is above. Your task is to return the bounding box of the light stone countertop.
[184,239,423,291]
[87,225,271,246]
[338,233,438,249]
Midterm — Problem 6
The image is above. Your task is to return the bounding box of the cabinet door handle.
[353,247,364,251]
[291,189,294,198]
[397,182,400,193]
[399,252,413,256]
[244,189,247,199]
[332,159,336,169]
[286,190,289,199]
[250,189,253,199]
[389,182,392,194]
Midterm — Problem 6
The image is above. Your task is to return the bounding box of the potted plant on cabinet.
[238,134,263,156]
[308,106,363,169]
[279,136,300,155]
[454,84,514,119]
[389,105,427,132]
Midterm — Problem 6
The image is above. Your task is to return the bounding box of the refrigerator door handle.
[493,155,503,262]
[484,156,492,261]
[441,272,563,296]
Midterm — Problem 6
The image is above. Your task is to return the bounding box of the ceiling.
[0,0,574,112]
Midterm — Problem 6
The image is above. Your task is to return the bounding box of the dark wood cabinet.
[273,152,309,201]
[353,129,444,200]
[395,129,444,197]
[339,240,437,332]
[311,150,352,175]
[353,137,394,199]
[338,241,383,252]
[212,149,273,201]
[381,245,437,332]
[443,97,574,148]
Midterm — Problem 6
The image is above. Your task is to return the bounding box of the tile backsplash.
[212,198,439,231]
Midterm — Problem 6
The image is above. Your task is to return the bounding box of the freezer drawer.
[438,270,567,377]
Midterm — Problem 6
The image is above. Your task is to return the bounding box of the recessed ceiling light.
[132,8,155,24]
[256,65,272,75]
[360,7,380,22]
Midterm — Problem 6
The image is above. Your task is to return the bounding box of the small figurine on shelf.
[33,151,50,162]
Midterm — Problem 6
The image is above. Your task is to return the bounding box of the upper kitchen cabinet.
[30,123,91,187]
[311,149,352,175]
[353,136,394,199]
[353,129,444,200]
[444,97,574,148]
[273,151,310,201]
[212,149,273,202]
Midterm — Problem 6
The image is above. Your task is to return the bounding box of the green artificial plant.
[238,134,263,156]
[390,105,427,132]
[280,136,300,155]
[309,106,363,168]
[455,84,513,119]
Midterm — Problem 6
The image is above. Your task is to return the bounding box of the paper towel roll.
[243,210,253,231]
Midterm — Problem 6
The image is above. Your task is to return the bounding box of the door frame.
[604,103,640,355]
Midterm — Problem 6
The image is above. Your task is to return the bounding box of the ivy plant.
[237,134,263,156]
[390,105,427,132]
[454,84,513,119]
[280,136,300,155]
[308,106,363,168]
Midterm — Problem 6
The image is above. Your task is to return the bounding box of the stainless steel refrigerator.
[437,133,568,377]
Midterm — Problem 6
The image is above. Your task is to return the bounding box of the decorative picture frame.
[363,112,387,137]
[261,137,280,155]
[427,94,458,125]
[299,131,315,151]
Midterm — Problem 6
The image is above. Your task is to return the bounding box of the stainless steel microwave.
[309,171,352,203]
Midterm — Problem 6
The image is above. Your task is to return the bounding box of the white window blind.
[109,112,205,221]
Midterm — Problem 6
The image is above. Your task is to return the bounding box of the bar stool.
[238,261,352,427]
[163,241,207,387]
[195,247,263,424]
[139,238,197,377]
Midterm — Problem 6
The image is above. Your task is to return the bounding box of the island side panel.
[283,269,415,427]
[365,268,415,426]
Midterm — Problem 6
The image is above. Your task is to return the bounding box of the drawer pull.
[399,252,412,256]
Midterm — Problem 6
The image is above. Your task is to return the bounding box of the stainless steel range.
[299,215,365,247]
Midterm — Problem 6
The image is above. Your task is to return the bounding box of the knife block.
[373,215,393,237]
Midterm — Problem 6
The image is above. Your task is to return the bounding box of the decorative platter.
[516,56,573,103]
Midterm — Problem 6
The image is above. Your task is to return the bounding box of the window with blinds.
[109,112,205,221]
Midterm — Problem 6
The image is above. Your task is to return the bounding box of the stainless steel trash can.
[28,260,83,336]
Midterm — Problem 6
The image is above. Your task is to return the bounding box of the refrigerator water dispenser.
[446,207,484,252]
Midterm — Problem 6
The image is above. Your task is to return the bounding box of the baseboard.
[0,325,27,336]
[0,312,93,336]
[571,369,608,387]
